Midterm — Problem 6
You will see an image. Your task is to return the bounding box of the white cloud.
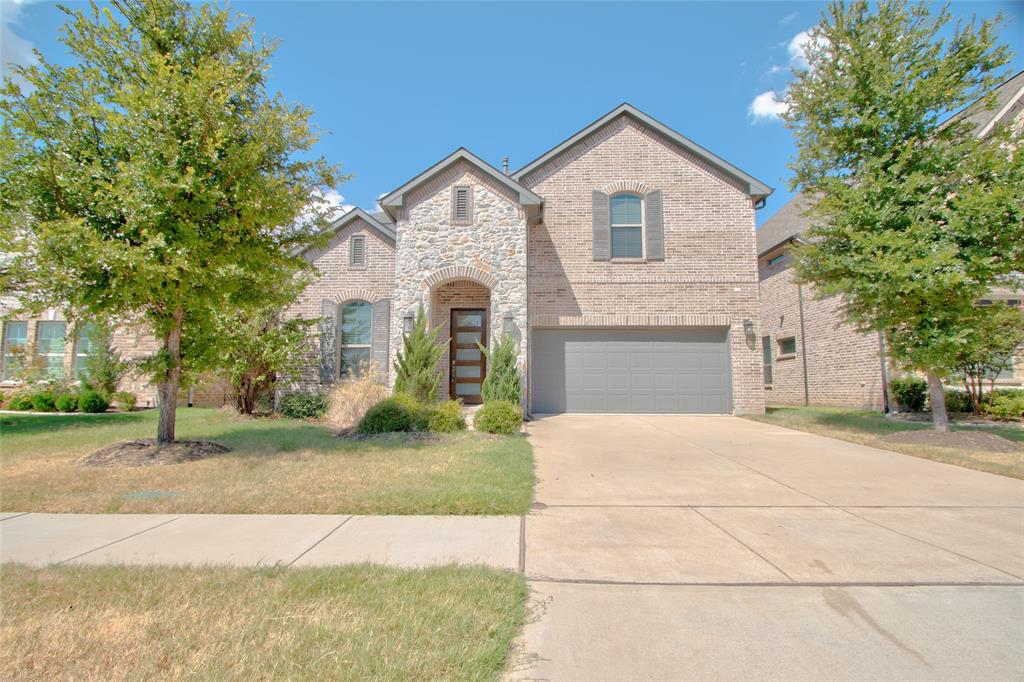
[749,90,789,122]
[1,0,38,85]
[787,28,828,72]
[779,11,799,26]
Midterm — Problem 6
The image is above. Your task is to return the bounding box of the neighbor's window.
[762,336,773,386]
[350,235,366,268]
[2,321,28,380]
[73,322,98,377]
[778,336,797,356]
[339,300,371,377]
[36,321,67,377]
[610,194,643,259]
[767,252,785,266]
[452,186,472,223]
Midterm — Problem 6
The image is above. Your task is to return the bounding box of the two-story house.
[288,104,773,415]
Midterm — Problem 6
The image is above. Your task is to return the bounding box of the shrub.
[890,376,927,412]
[427,399,467,433]
[279,392,328,419]
[325,362,390,429]
[943,389,972,414]
[984,393,1024,421]
[55,394,79,412]
[115,390,137,411]
[473,399,522,435]
[391,392,430,430]
[31,391,58,412]
[480,332,521,403]
[393,305,446,404]
[357,397,415,434]
[9,392,35,411]
[78,389,110,413]
[78,324,127,396]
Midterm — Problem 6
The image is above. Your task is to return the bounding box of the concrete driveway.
[508,415,1024,681]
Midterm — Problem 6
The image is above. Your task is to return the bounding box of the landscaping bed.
[0,563,527,681]
[747,406,1024,479]
[0,408,533,514]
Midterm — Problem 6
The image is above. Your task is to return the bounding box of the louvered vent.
[350,235,366,267]
[452,186,471,223]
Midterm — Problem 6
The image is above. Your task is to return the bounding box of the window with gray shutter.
[319,300,338,382]
[644,190,664,260]
[349,235,366,268]
[371,299,390,379]
[592,190,610,260]
[610,194,643,258]
[452,186,472,223]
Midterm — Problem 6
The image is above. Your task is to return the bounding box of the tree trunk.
[926,371,949,433]
[156,307,184,444]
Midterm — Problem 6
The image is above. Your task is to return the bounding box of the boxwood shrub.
[427,399,467,433]
[890,376,927,412]
[31,391,58,412]
[78,389,110,413]
[358,397,415,434]
[473,400,522,435]
[279,392,328,419]
[9,392,35,411]
[55,393,79,412]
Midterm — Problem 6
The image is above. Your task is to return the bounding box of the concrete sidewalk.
[0,512,521,569]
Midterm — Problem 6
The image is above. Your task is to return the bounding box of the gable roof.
[302,208,396,257]
[756,193,813,256]
[511,103,774,200]
[379,148,542,220]
[940,70,1024,138]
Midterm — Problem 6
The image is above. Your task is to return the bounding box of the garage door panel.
[532,328,732,414]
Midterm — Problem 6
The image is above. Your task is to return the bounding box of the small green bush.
[114,390,137,411]
[78,389,110,413]
[983,393,1024,421]
[890,376,927,412]
[427,399,467,433]
[473,399,522,435]
[55,394,79,412]
[943,389,972,414]
[391,392,429,431]
[31,391,58,412]
[279,392,328,419]
[357,397,415,434]
[9,392,35,411]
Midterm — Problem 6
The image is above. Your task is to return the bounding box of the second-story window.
[610,194,643,258]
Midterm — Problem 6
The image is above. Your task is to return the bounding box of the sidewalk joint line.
[0,512,31,522]
[518,515,527,574]
[57,516,182,565]
[690,506,795,583]
[527,576,1024,588]
[287,516,353,567]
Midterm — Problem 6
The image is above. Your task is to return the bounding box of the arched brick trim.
[601,180,653,196]
[421,265,498,291]
[332,287,387,304]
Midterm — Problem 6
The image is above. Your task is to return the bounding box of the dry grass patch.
[747,406,1024,479]
[1,563,527,681]
[0,409,533,514]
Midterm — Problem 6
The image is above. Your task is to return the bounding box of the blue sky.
[3,1,1022,225]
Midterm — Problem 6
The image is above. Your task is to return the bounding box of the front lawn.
[0,408,533,514]
[0,563,526,681]
[747,406,1023,479]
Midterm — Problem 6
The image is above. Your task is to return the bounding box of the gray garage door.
[531,328,732,414]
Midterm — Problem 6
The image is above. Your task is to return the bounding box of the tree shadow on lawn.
[189,422,453,457]
[0,411,152,436]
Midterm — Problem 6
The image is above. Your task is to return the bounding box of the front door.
[450,309,487,404]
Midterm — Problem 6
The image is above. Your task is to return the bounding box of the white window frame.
[2,321,29,381]
[777,336,797,358]
[35,320,67,378]
[337,300,372,378]
[609,192,645,260]
[72,322,97,377]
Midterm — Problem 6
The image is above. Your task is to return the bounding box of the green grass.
[747,406,1023,478]
[0,408,534,514]
[0,563,527,681]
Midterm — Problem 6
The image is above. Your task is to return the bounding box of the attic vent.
[452,186,472,223]
[350,235,366,268]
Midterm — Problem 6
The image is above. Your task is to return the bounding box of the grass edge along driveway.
[0,408,534,515]
[0,563,527,681]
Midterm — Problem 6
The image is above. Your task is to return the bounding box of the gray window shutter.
[645,190,664,260]
[319,299,337,383]
[371,298,390,379]
[592,190,610,261]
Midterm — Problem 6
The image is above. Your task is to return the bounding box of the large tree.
[785,0,1024,431]
[0,0,340,442]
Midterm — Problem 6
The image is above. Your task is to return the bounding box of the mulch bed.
[77,439,231,467]
[880,430,1021,453]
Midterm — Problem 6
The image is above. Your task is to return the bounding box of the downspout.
[796,281,810,406]
[877,331,891,414]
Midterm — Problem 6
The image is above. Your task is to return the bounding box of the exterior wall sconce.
[743,319,755,336]
[503,313,515,335]
[403,313,415,334]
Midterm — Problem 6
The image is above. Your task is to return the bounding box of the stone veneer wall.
[759,251,887,410]
[521,116,765,414]
[390,161,528,404]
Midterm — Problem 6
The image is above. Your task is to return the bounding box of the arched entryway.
[430,280,491,403]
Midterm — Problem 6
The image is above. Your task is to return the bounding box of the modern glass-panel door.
[449,309,487,404]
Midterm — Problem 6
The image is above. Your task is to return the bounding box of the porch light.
[743,319,755,336]
[503,313,515,334]
[403,313,415,334]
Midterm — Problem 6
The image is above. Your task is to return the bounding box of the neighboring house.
[757,71,1024,411]
[0,103,773,414]
[285,103,773,415]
